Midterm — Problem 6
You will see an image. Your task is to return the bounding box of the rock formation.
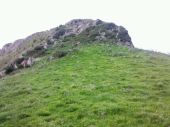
[0,19,133,71]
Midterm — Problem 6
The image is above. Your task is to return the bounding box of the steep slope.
[0,19,133,70]
[0,43,170,127]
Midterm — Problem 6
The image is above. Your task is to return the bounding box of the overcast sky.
[0,0,170,53]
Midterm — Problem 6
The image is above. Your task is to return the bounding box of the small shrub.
[0,113,10,123]
[25,48,45,58]
[0,103,5,109]
[18,113,30,119]
[111,52,128,57]
[53,28,66,39]
[5,65,14,74]
[37,111,51,117]
[14,58,25,65]
[53,51,68,58]
[34,45,44,51]
[46,39,54,45]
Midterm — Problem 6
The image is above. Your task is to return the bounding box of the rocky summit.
[0,19,133,70]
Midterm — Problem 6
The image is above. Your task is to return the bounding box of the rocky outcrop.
[80,22,133,47]
[50,19,133,47]
[0,19,133,70]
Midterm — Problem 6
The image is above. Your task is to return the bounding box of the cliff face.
[0,19,133,69]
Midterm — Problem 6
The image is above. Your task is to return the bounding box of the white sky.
[0,0,170,53]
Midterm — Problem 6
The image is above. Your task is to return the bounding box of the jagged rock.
[96,19,103,25]
[117,26,132,43]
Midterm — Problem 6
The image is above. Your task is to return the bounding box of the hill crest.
[0,19,133,70]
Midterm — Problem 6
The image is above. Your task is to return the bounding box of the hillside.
[0,43,170,127]
[0,19,170,127]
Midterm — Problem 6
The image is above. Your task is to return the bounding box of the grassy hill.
[0,43,170,127]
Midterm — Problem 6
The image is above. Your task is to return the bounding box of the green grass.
[0,43,170,127]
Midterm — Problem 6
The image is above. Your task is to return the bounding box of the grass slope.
[0,43,170,127]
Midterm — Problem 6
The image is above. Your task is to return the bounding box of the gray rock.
[0,19,134,70]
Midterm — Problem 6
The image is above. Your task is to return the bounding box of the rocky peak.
[0,19,133,70]
[65,19,105,34]
[51,19,97,39]
[51,19,133,47]
[66,19,96,27]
